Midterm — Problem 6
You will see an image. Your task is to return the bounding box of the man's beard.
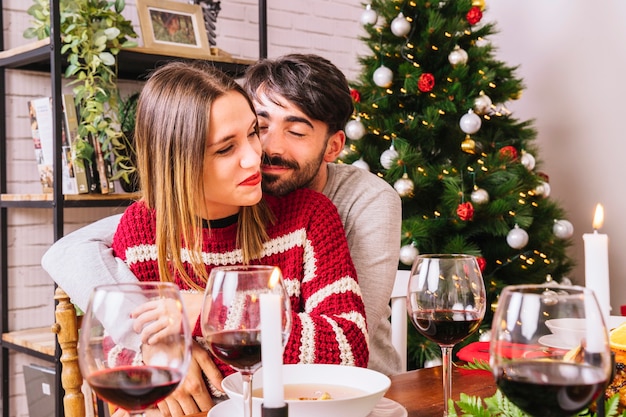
[261,153,323,196]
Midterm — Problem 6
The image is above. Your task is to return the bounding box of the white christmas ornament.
[373,65,394,88]
[553,219,574,239]
[360,4,378,26]
[424,357,443,368]
[459,110,482,134]
[506,224,529,249]
[345,118,366,140]
[391,12,411,37]
[352,158,370,171]
[380,145,399,169]
[470,188,489,205]
[535,181,551,197]
[394,174,414,197]
[448,45,468,67]
[521,152,536,170]
[399,244,419,266]
[474,94,492,115]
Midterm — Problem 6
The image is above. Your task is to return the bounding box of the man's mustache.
[261,154,299,170]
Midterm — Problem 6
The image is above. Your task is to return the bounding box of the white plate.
[538,334,576,350]
[208,397,407,417]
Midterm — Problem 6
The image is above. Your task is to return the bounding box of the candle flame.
[593,203,604,230]
[268,267,282,289]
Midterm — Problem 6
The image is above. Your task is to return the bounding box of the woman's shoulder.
[119,200,155,227]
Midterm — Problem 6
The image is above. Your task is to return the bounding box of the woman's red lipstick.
[240,172,261,186]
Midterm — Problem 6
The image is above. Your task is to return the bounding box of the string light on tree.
[507,224,529,249]
[345,117,366,140]
[380,144,399,169]
[373,65,394,87]
[361,4,378,26]
[394,173,414,197]
[553,219,574,239]
[399,243,419,266]
[391,12,411,37]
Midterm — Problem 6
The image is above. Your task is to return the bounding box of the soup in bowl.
[222,364,391,417]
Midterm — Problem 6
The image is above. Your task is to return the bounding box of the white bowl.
[545,318,587,346]
[222,364,391,417]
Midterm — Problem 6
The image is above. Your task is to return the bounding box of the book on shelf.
[60,94,91,194]
[28,96,88,194]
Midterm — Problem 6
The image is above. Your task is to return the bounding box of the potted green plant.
[24,0,139,191]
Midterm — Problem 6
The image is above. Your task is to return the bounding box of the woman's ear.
[324,130,346,162]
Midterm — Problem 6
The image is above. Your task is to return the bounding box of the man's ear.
[324,130,346,162]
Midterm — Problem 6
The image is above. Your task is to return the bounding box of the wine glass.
[406,254,486,416]
[78,282,192,416]
[200,265,292,417]
[490,284,612,417]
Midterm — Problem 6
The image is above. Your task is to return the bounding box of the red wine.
[87,366,182,411]
[208,329,262,370]
[410,309,481,345]
[496,360,607,416]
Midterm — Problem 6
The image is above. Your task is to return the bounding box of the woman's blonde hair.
[135,61,274,289]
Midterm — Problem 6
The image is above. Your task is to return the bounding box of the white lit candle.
[583,203,611,323]
[260,290,285,408]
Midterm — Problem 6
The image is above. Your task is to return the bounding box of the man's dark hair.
[244,54,354,134]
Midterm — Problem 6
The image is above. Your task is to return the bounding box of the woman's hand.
[131,297,184,345]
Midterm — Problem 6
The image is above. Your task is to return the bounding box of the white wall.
[3,0,624,414]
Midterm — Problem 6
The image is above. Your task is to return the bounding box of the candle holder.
[262,404,289,417]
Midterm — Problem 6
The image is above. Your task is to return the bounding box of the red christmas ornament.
[499,146,518,160]
[457,202,474,221]
[417,73,435,93]
[537,172,550,183]
[476,256,487,272]
[350,89,361,103]
[466,6,483,25]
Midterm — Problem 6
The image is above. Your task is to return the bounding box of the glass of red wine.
[78,282,192,416]
[407,254,486,416]
[200,265,292,417]
[490,284,612,417]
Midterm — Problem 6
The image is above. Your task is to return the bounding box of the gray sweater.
[42,163,403,375]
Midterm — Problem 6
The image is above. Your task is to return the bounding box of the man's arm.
[41,214,136,311]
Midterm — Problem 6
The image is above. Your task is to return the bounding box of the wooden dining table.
[184,365,497,417]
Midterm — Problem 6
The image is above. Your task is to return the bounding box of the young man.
[42,54,401,415]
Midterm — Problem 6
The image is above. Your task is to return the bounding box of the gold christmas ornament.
[472,0,486,10]
[461,135,476,154]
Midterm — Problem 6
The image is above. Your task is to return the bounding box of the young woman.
[110,61,369,386]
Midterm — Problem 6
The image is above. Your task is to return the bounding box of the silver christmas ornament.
[373,65,394,88]
[521,152,536,170]
[459,110,482,134]
[448,45,468,67]
[390,12,411,37]
[360,4,378,26]
[506,224,529,249]
[535,181,551,198]
[474,94,492,115]
[470,188,489,205]
[399,244,419,266]
[345,118,366,140]
[352,158,370,171]
[380,145,399,169]
[394,174,414,197]
[553,219,574,239]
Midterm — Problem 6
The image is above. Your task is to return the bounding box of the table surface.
[184,365,497,417]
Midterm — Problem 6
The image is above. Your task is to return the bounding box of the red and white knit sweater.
[111,188,369,377]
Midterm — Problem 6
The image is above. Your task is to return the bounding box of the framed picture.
[137,0,211,57]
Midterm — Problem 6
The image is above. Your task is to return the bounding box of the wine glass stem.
[441,345,453,417]
[242,371,254,417]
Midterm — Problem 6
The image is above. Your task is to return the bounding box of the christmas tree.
[343,0,575,369]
